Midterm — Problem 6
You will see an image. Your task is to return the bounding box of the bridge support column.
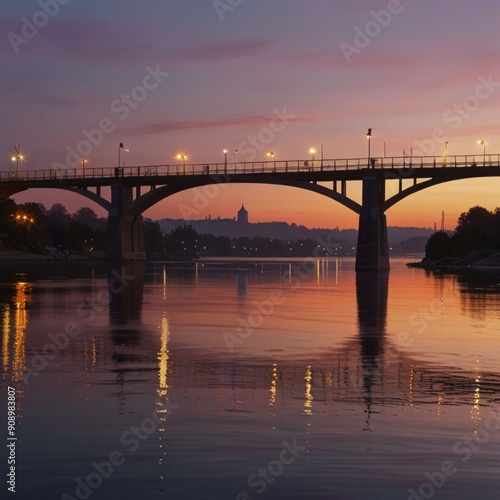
[105,184,146,261]
[355,176,390,272]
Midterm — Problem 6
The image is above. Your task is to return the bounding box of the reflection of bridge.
[2,153,500,270]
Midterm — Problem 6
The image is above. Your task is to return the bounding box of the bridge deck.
[1,154,499,187]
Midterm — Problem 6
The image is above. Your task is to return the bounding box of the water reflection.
[356,271,389,430]
[237,272,247,299]
[2,281,31,383]
[1,280,31,425]
[107,262,145,324]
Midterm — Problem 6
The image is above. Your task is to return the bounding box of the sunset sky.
[2,0,500,230]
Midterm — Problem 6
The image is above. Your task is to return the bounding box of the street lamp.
[82,158,87,177]
[176,153,187,173]
[309,148,316,167]
[13,212,34,244]
[267,151,276,171]
[478,139,486,166]
[118,142,129,168]
[223,149,228,173]
[320,143,323,170]
[366,128,372,167]
[11,143,24,178]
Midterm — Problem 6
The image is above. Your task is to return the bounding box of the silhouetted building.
[237,204,248,224]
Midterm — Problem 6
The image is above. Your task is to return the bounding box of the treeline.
[150,224,346,259]
[0,199,347,259]
[0,198,166,258]
[426,206,500,259]
[0,198,107,255]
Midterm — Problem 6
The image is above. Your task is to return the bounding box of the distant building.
[237,204,248,224]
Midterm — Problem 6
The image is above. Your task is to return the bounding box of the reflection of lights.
[269,363,277,406]
[437,393,443,418]
[304,365,313,415]
[157,311,171,485]
[13,282,30,382]
[2,307,10,376]
[471,361,482,428]
[157,313,170,398]
[409,365,414,408]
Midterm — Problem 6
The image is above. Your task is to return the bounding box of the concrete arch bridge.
[1,153,499,271]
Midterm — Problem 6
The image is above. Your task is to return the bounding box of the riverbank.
[408,249,500,271]
[0,250,98,262]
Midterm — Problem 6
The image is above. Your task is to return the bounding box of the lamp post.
[118,142,130,169]
[366,129,372,167]
[320,143,323,170]
[11,143,23,178]
[14,213,34,244]
[118,142,123,168]
[235,149,238,169]
[223,149,228,173]
[267,151,275,171]
[82,158,87,177]
[309,148,316,167]
[478,139,486,166]
[176,153,187,173]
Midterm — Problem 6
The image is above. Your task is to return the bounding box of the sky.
[2,0,500,230]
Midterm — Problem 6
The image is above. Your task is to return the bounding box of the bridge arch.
[382,174,500,212]
[126,178,363,216]
[1,185,112,212]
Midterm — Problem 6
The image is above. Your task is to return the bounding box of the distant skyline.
[2,1,500,230]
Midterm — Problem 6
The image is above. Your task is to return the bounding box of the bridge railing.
[1,154,499,181]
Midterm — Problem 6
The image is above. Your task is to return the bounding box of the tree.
[454,205,495,255]
[425,232,451,259]
[144,220,166,258]
[74,207,100,230]
[47,203,71,225]
[168,225,199,258]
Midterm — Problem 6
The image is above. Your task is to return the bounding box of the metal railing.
[1,154,499,182]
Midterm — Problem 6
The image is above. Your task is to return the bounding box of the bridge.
[1,153,499,271]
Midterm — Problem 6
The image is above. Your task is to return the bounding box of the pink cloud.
[129,112,327,135]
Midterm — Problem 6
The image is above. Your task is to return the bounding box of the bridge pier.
[355,176,390,272]
[105,184,146,261]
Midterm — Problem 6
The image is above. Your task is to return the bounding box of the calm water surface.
[1,258,500,500]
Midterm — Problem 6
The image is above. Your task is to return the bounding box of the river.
[1,257,499,499]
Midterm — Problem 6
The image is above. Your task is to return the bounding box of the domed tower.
[237,204,248,224]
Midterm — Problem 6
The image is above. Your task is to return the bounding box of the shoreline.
[407,252,500,273]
